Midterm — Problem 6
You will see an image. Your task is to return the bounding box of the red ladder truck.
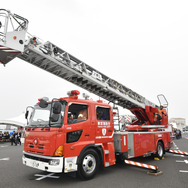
[0,9,172,179]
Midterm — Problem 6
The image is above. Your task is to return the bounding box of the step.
[105,162,110,167]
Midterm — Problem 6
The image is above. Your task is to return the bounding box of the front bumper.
[22,151,63,173]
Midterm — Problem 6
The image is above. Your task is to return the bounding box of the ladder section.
[0,9,157,110]
[18,42,155,109]
[113,107,120,131]
[0,9,28,65]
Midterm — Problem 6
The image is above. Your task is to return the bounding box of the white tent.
[0,113,26,128]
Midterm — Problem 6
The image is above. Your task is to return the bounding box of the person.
[17,130,21,145]
[68,113,74,124]
[179,130,182,138]
[13,131,18,146]
[158,105,167,118]
[154,105,167,125]
[5,132,10,141]
[174,129,177,138]
[10,131,16,146]
[97,111,105,120]
[176,129,180,139]
[0,132,2,141]
[20,127,25,138]
[78,109,88,120]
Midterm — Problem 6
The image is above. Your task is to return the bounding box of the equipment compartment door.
[134,133,155,157]
[127,133,134,158]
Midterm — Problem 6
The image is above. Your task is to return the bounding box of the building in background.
[169,118,186,131]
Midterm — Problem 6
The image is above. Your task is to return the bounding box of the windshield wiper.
[36,119,50,127]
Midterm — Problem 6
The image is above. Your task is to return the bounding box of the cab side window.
[96,107,110,121]
[68,103,88,124]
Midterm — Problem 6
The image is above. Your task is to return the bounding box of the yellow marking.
[154,157,160,161]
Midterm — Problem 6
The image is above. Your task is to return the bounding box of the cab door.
[64,103,93,158]
[95,106,114,144]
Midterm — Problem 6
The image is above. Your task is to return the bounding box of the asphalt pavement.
[1,137,188,188]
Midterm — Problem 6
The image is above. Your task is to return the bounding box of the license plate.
[32,161,39,168]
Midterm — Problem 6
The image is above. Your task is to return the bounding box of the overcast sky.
[0,0,188,123]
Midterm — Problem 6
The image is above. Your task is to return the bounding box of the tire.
[77,149,99,180]
[156,142,164,159]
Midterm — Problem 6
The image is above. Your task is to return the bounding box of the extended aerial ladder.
[0,9,167,127]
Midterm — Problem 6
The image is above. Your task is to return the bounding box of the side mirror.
[25,111,29,119]
[25,106,34,125]
[52,102,62,114]
[50,114,60,122]
[49,100,63,124]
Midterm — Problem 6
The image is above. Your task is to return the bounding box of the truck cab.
[23,90,115,179]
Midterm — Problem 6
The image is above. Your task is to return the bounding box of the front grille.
[29,143,44,149]
[38,144,44,149]
[24,154,50,163]
[29,144,34,148]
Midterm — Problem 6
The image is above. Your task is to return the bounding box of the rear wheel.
[77,149,99,180]
[156,142,164,159]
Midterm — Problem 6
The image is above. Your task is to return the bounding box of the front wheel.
[156,142,164,159]
[77,149,99,180]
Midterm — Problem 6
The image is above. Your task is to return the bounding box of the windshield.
[27,103,65,127]
[32,108,50,122]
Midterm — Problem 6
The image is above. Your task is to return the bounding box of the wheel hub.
[158,145,163,157]
[82,154,96,174]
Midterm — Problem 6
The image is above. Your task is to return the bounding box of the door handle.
[85,134,90,137]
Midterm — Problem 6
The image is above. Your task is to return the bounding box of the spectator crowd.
[0,128,24,145]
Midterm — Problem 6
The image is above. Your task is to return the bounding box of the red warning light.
[71,90,80,96]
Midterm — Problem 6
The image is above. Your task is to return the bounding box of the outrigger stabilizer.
[124,160,163,176]
[167,150,188,156]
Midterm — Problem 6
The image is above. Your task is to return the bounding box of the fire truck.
[0,9,172,179]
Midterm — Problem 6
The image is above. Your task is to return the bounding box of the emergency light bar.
[67,90,80,96]
[38,97,49,102]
